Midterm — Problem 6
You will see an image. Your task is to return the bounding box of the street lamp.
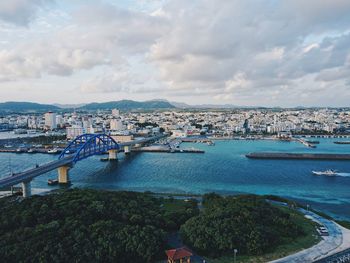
[234,249,238,263]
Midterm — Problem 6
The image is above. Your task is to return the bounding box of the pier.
[293,138,317,148]
[246,152,350,160]
[0,148,63,154]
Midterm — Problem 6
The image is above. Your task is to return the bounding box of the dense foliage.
[0,189,194,263]
[180,193,305,257]
[160,197,199,230]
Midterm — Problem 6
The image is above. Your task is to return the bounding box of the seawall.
[246,152,350,160]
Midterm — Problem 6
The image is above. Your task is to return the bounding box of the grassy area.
[160,198,196,212]
[336,220,350,229]
[151,191,203,198]
[207,206,321,263]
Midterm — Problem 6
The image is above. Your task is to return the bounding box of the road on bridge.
[0,134,167,190]
[0,156,74,189]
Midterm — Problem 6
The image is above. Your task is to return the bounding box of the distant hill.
[171,101,248,109]
[79,100,176,110]
[0,102,60,113]
[170,101,265,109]
[53,103,86,109]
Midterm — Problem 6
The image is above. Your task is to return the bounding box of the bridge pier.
[21,180,31,198]
[58,166,71,184]
[108,149,118,160]
[124,145,131,154]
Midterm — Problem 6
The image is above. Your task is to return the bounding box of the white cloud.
[0,0,53,26]
[147,0,350,105]
[1,0,350,105]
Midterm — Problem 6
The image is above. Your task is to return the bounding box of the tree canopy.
[180,193,305,257]
[0,189,194,263]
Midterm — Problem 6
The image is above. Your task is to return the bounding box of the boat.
[16,148,25,153]
[48,179,59,186]
[27,149,35,153]
[207,141,215,146]
[312,170,338,176]
[47,148,58,154]
[100,157,109,162]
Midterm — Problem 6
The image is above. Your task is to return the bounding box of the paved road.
[314,248,350,263]
[270,208,348,263]
[0,156,74,188]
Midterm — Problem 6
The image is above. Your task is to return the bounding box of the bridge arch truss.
[59,134,119,163]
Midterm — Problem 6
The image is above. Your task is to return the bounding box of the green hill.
[0,102,60,113]
[80,100,176,110]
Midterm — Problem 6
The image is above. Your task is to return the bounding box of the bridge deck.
[0,134,165,189]
[0,157,74,189]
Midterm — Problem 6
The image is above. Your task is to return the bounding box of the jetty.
[246,152,350,160]
[294,138,317,148]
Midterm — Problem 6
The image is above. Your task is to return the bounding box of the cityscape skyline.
[1,0,350,106]
[1,98,350,109]
[1,1,350,262]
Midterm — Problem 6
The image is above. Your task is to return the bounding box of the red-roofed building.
[165,247,193,263]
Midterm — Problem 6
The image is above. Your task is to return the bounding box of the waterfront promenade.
[270,208,350,263]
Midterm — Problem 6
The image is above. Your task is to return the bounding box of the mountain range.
[0,100,334,112]
[80,100,175,110]
[0,99,268,112]
[0,102,60,113]
[0,100,176,112]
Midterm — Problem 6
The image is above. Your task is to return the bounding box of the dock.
[246,152,350,160]
[0,148,62,154]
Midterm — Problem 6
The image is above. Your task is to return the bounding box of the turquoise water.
[1,138,350,220]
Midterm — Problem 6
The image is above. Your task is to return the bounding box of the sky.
[0,0,350,107]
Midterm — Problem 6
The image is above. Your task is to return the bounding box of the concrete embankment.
[246,152,350,160]
[0,148,62,154]
[132,146,204,153]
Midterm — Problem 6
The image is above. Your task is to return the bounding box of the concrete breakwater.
[246,152,350,160]
[132,146,204,153]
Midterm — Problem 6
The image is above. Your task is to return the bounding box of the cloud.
[0,43,112,81]
[1,0,350,106]
[0,2,168,81]
[80,70,163,94]
[0,0,52,26]
[148,0,350,105]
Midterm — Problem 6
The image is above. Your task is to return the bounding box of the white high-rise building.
[112,109,120,117]
[56,115,63,127]
[44,112,57,130]
[110,119,124,130]
[66,125,85,139]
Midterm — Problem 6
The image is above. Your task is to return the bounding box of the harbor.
[1,138,350,221]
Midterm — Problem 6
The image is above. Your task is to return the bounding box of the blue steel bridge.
[0,133,165,197]
[59,133,120,163]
